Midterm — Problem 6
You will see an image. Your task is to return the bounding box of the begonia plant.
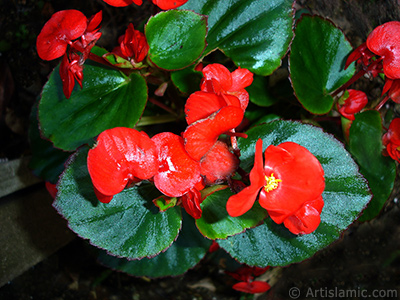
[29,0,399,295]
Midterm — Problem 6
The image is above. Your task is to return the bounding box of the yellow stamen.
[264,173,282,192]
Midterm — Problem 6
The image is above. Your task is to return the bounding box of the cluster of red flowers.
[102,0,188,10]
[87,64,253,219]
[344,21,400,162]
[36,10,103,99]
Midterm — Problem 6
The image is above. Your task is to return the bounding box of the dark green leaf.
[146,10,207,70]
[289,15,355,114]
[248,75,279,107]
[39,62,148,151]
[180,0,294,75]
[28,101,71,183]
[217,120,371,266]
[54,148,182,260]
[171,65,203,94]
[196,188,268,239]
[97,212,211,277]
[349,110,396,221]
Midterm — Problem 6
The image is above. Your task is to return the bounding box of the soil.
[0,0,400,299]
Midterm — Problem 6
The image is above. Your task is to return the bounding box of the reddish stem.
[375,95,390,111]
[148,97,177,116]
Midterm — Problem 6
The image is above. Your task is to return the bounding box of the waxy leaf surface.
[97,212,211,277]
[54,148,182,259]
[146,10,207,70]
[180,0,294,75]
[289,15,355,114]
[196,188,268,240]
[217,120,371,267]
[39,62,147,151]
[349,110,396,221]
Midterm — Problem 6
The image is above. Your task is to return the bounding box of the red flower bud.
[227,139,325,235]
[87,127,158,202]
[367,21,400,79]
[337,89,368,120]
[382,118,400,162]
[37,10,88,61]
[232,281,271,294]
[119,24,149,64]
[59,52,84,99]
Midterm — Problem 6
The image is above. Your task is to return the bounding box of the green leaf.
[97,212,211,278]
[39,62,148,151]
[196,188,268,239]
[28,102,71,184]
[289,15,355,114]
[349,110,396,221]
[180,0,294,75]
[248,75,279,107]
[171,65,203,94]
[146,10,207,70]
[217,120,371,267]
[54,148,182,260]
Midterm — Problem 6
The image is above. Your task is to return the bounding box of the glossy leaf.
[54,148,182,259]
[349,110,396,221]
[247,75,279,107]
[217,120,371,267]
[196,188,268,240]
[146,10,207,70]
[39,62,148,151]
[289,15,355,114]
[180,0,294,75]
[97,212,211,277]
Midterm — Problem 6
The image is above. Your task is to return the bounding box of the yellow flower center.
[264,173,282,192]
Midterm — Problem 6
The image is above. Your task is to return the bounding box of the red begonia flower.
[102,0,142,7]
[37,10,88,61]
[226,139,325,235]
[337,89,368,120]
[185,91,240,125]
[345,42,375,70]
[367,21,400,79]
[387,79,400,103]
[152,0,188,10]
[382,118,400,162]
[200,64,253,111]
[59,52,84,99]
[87,127,158,202]
[79,11,103,52]
[180,187,203,219]
[183,106,244,161]
[200,141,239,185]
[151,132,202,197]
[119,24,149,64]
[232,281,271,294]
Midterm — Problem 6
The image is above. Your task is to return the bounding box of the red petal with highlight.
[152,132,202,197]
[201,63,232,92]
[102,0,142,7]
[367,21,400,79]
[87,127,158,197]
[36,10,87,60]
[183,106,244,161]
[152,0,188,10]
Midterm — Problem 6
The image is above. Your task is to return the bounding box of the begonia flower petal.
[283,196,324,235]
[185,91,240,125]
[338,89,368,120]
[37,10,88,61]
[87,127,158,196]
[382,118,400,162]
[152,132,202,197]
[102,0,142,7]
[367,21,400,79]
[183,106,244,161]
[152,0,188,10]
[388,79,400,103]
[200,141,239,185]
[259,142,325,227]
[201,63,233,92]
[181,187,203,219]
[226,139,265,217]
[232,281,271,294]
